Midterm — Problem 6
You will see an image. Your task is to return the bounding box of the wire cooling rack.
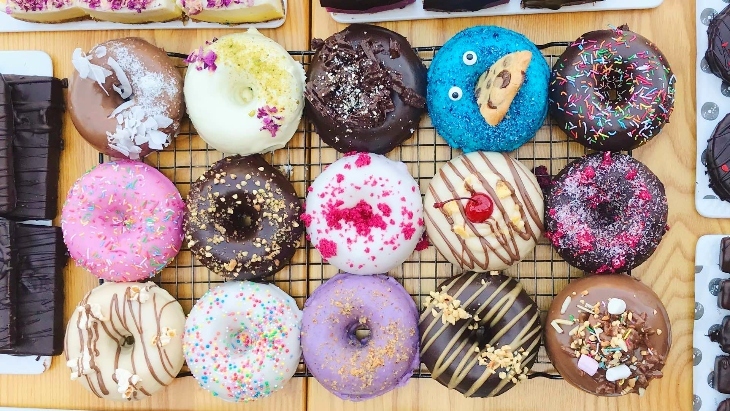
[107,43,616,378]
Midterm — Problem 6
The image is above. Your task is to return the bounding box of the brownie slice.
[2,75,64,221]
[0,75,16,214]
[0,218,17,349]
[0,224,66,356]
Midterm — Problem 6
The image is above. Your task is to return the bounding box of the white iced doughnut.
[64,282,186,401]
[302,152,425,275]
[182,281,302,402]
[183,29,305,156]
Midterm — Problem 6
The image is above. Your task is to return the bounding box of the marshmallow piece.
[577,354,599,376]
[605,364,632,382]
[607,298,627,315]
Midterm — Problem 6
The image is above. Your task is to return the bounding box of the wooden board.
[0,1,309,409]
[309,0,695,410]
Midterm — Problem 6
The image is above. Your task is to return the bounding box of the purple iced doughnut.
[301,273,420,401]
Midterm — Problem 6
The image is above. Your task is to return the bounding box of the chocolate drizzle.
[306,24,427,154]
[419,272,541,397]
[0,76,15,214]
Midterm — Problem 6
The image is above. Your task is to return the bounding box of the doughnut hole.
[229,328,255,355]
[595,65,635,106]
[347,321,372,346]
[217,195,263,242]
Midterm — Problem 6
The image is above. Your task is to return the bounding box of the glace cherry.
[433,193,494,223]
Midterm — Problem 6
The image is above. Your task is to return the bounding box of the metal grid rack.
[126,43,611,378]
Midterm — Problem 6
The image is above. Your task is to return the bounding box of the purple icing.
[301,273,420,401]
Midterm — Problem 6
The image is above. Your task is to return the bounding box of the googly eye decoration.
[448,87,463,101]
[462,51,477,66]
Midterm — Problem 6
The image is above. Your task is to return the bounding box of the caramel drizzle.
[428,153,543,269]
[420,273,541,397]
[64,284,177,399]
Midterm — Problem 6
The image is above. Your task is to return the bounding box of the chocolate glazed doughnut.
[305,24,427,154]
[184,155,304,280]
[707,6,730,83]
[705,113,730,201]
[420,272,541,397]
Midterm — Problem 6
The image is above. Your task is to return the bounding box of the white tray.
[693,235,730,411]
[0,0,285,32]
[330,0,664,24]
[0,51,54,374]
[696,0,730,218]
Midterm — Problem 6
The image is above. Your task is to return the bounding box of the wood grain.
[309,0,696,410]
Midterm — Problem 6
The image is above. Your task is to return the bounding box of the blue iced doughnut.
[427,26,550,152]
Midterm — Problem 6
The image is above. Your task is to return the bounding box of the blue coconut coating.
[427,26,550,152]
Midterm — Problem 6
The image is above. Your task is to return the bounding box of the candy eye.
[462,51,477,65]
[448,87,463,101]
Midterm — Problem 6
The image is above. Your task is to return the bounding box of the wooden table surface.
[0,0,696,410]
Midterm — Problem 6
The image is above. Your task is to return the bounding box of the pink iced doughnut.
[302,152,425,275]
[61,160,185,281]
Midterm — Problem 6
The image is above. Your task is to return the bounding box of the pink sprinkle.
[601,152,613,167]
[401,223,416,240]
[336,174,345,183]
[300,213,312,227]
[355,153,371,168]
[626,169,637,180]
[323,200,387,236]
[415,232,430,251]
[377,203,392,217]
[318,239,338,259]
[638,190,652,201]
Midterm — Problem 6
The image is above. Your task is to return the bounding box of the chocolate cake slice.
[423,0,507,12]
[0,218,17,350]
[2,75,64,221]
[0,224,66,356]
[0,75,16,214]
[522,0,602,9]
[320,0,415,13]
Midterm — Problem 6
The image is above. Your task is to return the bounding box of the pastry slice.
[178,0,283,23]
[3,0,85,23]
[78,0,182,23]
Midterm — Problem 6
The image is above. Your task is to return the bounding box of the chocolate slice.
[319,0,414,13]
[723,237,730,273]
[710,316,730,353]
[423,0,507,12]
[720,280,730,310]
[521,0,602,9]
[0,218,17,349]
[0,75,16,214]
[2,75,64,220]
[0,224,66,356]
[717,356,730,394]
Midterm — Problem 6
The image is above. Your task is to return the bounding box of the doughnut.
[61,160,185,282]
[306,24,427,154]
[69,38,184,160]
[177,0,283,23]
[427,26,550,153]
[549,25,676,151]
[544,152,668,274]
[184,30,305,156]
[302,152,424,275]
[64,282,186,401]
[424,152,544,272]
[705,114,730,201]
[707,6,730,83]
[301,273,420,401]
[544,274,671,396]
[184,155,304,280]
[183,281,302,402]
[419,272,541,397]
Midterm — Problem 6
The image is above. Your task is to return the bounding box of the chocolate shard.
[0,224,66,356]
[0,75,16,214]
[0,218,17,349]
[1,75,64,221]
[424,0,507,12]
[521,0,603,9]
[710,316,730,353]
[716,355,730,394]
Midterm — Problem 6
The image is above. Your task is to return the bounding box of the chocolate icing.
[710,316,730,353]
[545,152,668,274]
[424,0,508,12]
[0,224,66,356]
[2,75,64,220]
[722,237,730,273]
[522,0,601,9]
[0,76,15,214]
[544,275,670,396]
[0,219,17,349]
[719,398,730,411]
[184,155,304,280]
[705,114,730,201]
[320,0,414,13]
[706,6,730,83]
[717,356,730,394]
[306,24,427,154]
[549,25,675,151]
[419,272,541,397]
[720,280,730,310]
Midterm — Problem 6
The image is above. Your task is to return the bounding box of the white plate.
[0,50,54,374]
[0,0,285,32]
[693,235,730,411]
[330,0,664,24]
[695,0,730,218]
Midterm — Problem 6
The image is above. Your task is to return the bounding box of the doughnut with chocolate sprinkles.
[305,24,427,154]
[184,155,304,280]
[549,25,675,151]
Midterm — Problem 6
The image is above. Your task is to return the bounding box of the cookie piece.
[0,219,17,350]
[0,76,16,214]
[475,50,532,126]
